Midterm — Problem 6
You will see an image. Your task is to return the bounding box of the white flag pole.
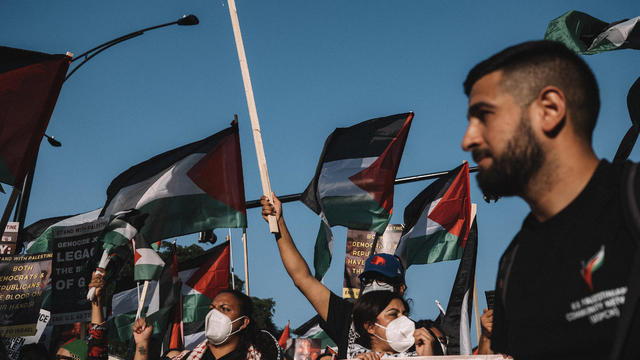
[136,280,150,320]
[242,228,250,296]
[227,0,278,233]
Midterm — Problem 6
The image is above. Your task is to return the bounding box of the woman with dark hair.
[349,291,437,359]
[133,289,279,360]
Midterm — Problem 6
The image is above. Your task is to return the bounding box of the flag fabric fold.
[178,242,230,348]
[24,209,102,253]
[301,112,413,279]
[278,321,290,348]
[440,215,478,355]
[133,235,165,282]
[101,122,247,243]
[0,47,71,186]
[395,163,470,267]
[544,10,640,54]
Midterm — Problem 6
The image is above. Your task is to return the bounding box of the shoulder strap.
[621,162,640,242]
[610,162,640,360]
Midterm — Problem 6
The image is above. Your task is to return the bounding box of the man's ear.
[240,316,250,331]
[536,86,566,137]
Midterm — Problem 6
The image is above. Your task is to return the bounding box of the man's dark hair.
[464,40,600,142]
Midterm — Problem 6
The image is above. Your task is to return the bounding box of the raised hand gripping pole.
[227,0,278,233]
[86,249,110,301]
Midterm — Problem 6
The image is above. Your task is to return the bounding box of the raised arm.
[261,194,331,321]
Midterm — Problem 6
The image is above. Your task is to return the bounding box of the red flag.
[278,321,290,348]
[0,47,70,186]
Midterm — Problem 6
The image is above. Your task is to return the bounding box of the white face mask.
[204,309,246,345]
[361,281,394,295]
[374,315,415,353]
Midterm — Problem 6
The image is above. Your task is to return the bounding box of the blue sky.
[2,0,639,344]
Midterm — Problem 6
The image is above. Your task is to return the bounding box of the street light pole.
[13,14,199,253]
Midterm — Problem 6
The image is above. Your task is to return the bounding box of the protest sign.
[0,252,52,337]
[51,217,107,324]
[0,222,18,255]
[1,308,51,360]
[343,224,402,299]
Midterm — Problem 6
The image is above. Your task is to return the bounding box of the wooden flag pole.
[228,231,236,290]
[227,0,278,233]
[242,228,250,296]
[136,280,150,320]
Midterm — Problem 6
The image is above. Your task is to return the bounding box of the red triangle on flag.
[187,127,246,214]
[348,113,413,213]
[427,162,471,248]
[186,244,230,300]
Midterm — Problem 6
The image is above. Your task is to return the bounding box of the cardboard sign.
[342,224,402,299]
[0,253,52,337]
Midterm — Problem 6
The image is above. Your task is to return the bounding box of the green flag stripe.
[182,293,212,323]
[322,196,390,234]
[134,264,164,281]
[405,230,463,265]
[137,194,247,241]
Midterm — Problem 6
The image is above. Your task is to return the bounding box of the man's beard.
[473,114,544,197]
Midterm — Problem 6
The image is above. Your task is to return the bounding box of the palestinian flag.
[178,242,230,348]
[0,47,71,186]
[101,209,148,252]
[301,113,413,279]
[544,10,640,54]
[395,163,470,267]
[133,235,165,281]
[101,121,247,243]
[440,213,478,355]
[108,244,180,348]
[24,209,102,254]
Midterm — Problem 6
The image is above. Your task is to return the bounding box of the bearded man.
[462,40,639,359]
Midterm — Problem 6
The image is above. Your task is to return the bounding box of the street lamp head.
[178,14,199,26]
[44,134,62,147]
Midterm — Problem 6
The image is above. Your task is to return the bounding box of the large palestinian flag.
[395,162,470,267]
[101,121,247,243]
[301,113,413,279]
[544,10,640,55]
[0,47,71,186]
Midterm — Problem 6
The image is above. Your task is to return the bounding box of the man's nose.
[462,121,481,152]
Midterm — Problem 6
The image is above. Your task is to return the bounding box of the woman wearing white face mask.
[133,290,279,360]
[350,291,438,359]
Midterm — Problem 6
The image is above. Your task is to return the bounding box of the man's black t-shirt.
[321,292,354,360]
[492,161,638,359]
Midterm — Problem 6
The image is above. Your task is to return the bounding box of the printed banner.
[0,222,19,255]
[51,217,107,324]
[343,224,402,299]
[0,253,52,337]
[284,338,322,360]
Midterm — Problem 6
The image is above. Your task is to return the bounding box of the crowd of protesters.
[2,38,639,360]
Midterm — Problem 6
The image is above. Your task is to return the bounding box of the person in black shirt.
[461,40,638,359]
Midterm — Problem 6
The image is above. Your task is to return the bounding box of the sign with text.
[0,222,19,255]
[51,217,107,325]
[0,253,52,337]
[343,224,402,299]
